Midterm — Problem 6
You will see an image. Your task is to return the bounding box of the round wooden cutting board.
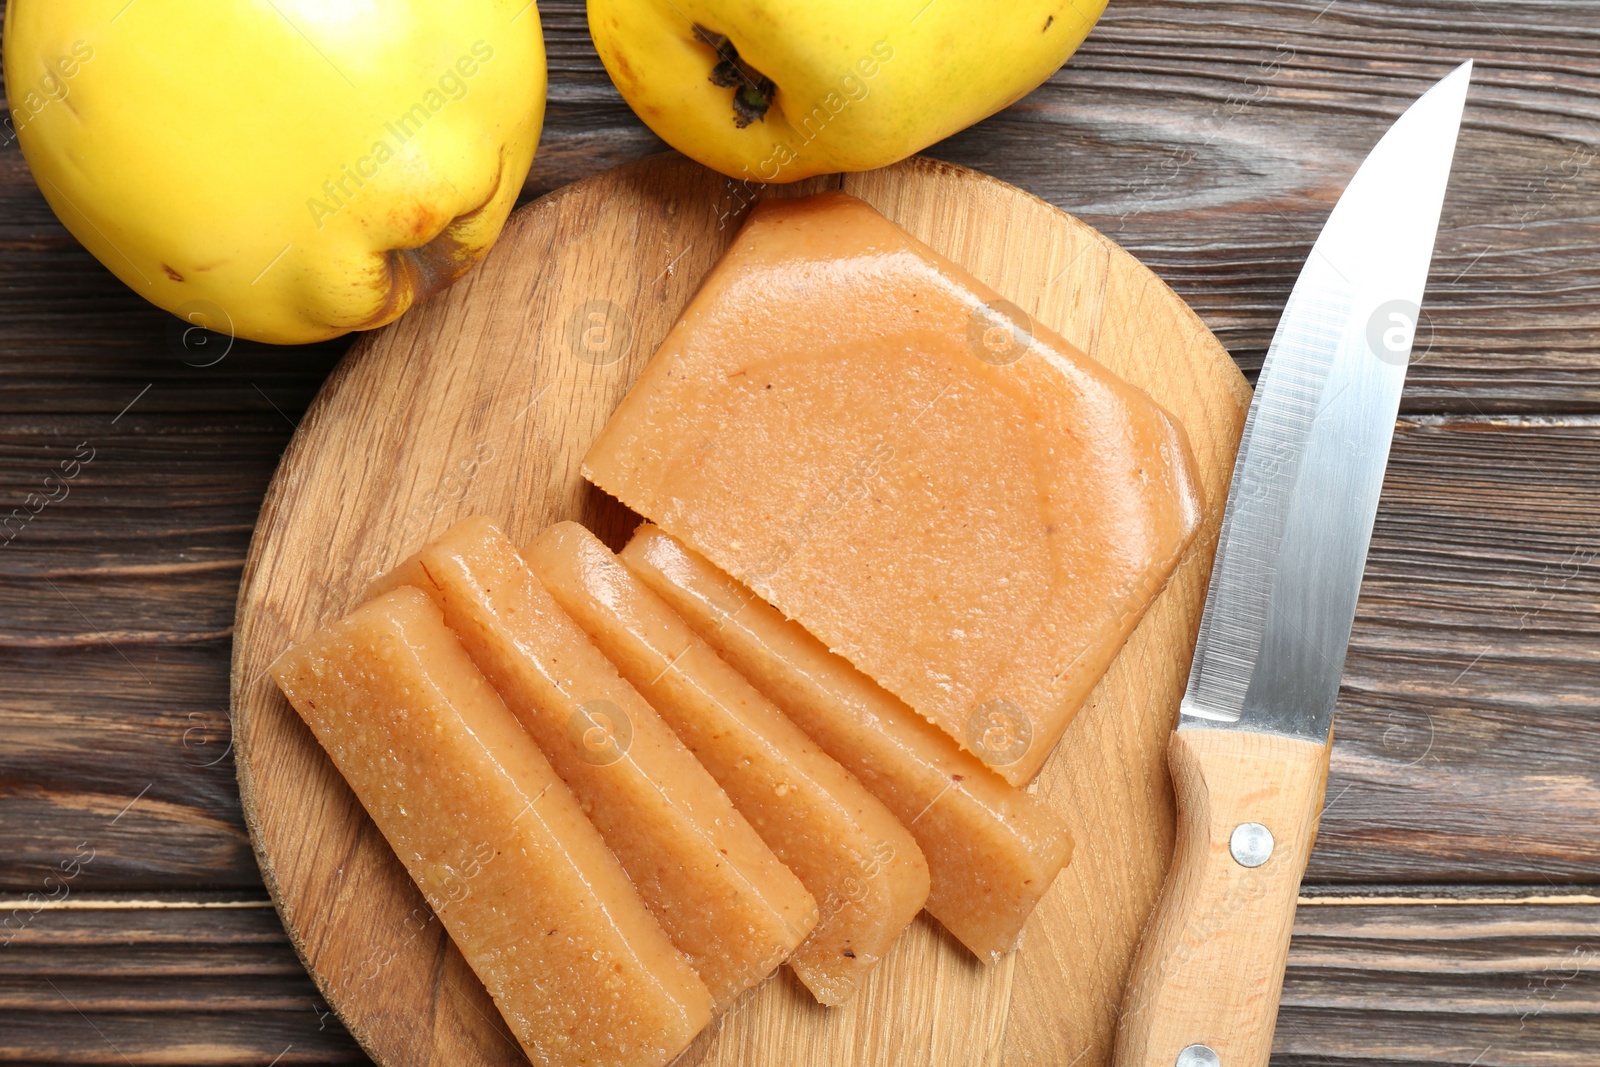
[231,153,1249,1067]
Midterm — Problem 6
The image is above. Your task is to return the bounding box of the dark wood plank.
[1276,900,1600,1065]
[525,0,1600,412]
[0,414,314,893]
[3,899,323,1008]
[1316,415,1600,882]
[1,898,361,1064]
[3,2,1597,413]
[5,414,1594,889]
[933,2,1600,414]
[1,414,1596,890]
[0,419,282,592]
[0,643,252,893]
[3,897,1594,1066]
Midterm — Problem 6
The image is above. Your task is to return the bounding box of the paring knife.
[1112,61,1473,1067]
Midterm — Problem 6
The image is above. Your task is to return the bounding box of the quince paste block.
[584,192,1202,786]
[623,526,1073,964]
[526,521,929,1005]
[370,517,817,1010]
[270,587,712,1067]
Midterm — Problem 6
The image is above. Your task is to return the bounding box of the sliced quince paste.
[525,520,929,1005]
[369,517,817,1010]
[622,526,1073,964]
[270,587,712,1067]
[584,191,1202,786]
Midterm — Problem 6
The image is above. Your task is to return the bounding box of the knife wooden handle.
[1113,728,1332,1067]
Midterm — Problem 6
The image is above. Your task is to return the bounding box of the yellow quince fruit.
[587,0,1107,184]
[3,0,546,344]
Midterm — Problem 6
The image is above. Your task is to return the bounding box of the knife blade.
[1113,61,1472,1067]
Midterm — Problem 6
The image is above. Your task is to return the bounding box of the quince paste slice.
[370,517,817,1010]
[271,587,712,1067]
[526,520,928,1004]
[623,526,1072,963]
[584,191,1202,785]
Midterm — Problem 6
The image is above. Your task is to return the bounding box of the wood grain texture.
[1312,415,1600,884]
[4,1,1596,413]
[1115,731,1332,1067]
[2,0,1599,1061]
[2,418,1594,894]
[3,895,1596,1066]
[228,153,1248,1067]
[524,0,1600,412]
[1,897,363,1064]
[1277,898,1600,1067]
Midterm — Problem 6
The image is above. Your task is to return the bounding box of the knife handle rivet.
[1176,1044,1221,1067]
[1229,821,1274,868]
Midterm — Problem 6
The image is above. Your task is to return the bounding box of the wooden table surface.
[2,2,1596,1064]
